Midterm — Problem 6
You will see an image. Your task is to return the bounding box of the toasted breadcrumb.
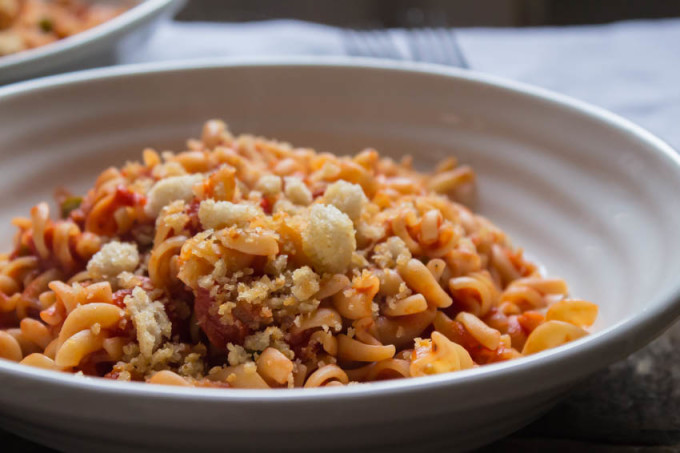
[227,343,250,366]
[145,174,203,217]
[87,241,139,282]
[117,271,143,290]
[322,180,366,221]
[372,237,412,268]
[159,200,190,233]
[255,175,282,196]
[273,199,303,216]
[284,176,312,205]
[198,199,259,229]
[302,204,356,274]
[124,287,172,359]
[243,326,287,352]
[291,266,320,301]
[357,221,386,245]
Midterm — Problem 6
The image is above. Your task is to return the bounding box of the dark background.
[177,0,680,27]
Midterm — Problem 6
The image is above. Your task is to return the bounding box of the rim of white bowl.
[0,57,679,403]
[0,0,182,72]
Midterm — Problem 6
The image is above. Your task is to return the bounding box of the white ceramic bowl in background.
[0,0,183,85]
[0,59,679,452]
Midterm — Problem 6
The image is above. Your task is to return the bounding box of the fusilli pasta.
[0,0,126,57]
[0,120,598,388]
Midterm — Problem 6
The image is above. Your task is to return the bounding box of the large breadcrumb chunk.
[144,174,203,217]
[87,241,139,281]
[124,287,172,358]
[198,199,258,230]
[322,180,367,221]
[302,204,356,274]
[284,177,312,206]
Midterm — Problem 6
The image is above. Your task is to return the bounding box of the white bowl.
[0,0,183,85]
[0,59,679,452]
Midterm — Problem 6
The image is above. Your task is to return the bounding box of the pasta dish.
[0,0,127,56]
[0,120,598,388]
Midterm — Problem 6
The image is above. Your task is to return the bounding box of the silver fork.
[341,29,404,60]
[341,27,468,68]
[406,28,468,68]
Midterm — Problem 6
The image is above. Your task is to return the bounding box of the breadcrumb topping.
[124,287,172,359]
[145,174,203,217]
[291,266,320,301]
[255,175,282,196]
[284,176,312,206]
[302,204,356,274]
[227,343,250,366]
[322,180,367,221]
[198,199,259,230]
[87,241,139,282]
[159,200,190,234]
[373,237,412,268]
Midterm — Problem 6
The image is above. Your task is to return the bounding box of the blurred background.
[177,0,680,27]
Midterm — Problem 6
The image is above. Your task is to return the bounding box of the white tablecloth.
[120,19,680,151]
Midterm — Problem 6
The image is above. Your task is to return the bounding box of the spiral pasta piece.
[304,364,349,388]
[54,330,104,368]
[337,334,396,362]
[410,332,474,377]
[522,321,588,355]
[546,299,598,327]
[149,370,191,387]
[20,353,60,370]
[449,271,499,317]
[0,331,22,362]
[256,347,294,385]
[399,259,452,308]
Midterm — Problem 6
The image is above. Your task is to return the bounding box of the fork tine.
[341,29,359,56]
[408,29,433,62]
[343,27,466,67]
[411,29,434,64]
[406,29,422,61]
[406,28,467,67]
[363,31,388,59]
[431,28,454,65]
[411,28,441,64]
[370,30,401,60]
[345,29,373,58]
[425,28,448,64]
[343,29,401,60]
[343,29,368,57]
[437,28,469,68]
